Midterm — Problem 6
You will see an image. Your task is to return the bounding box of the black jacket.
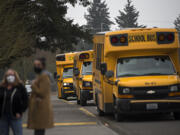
[0,84,28,118]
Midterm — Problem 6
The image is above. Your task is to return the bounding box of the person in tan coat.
[27,58,54,135]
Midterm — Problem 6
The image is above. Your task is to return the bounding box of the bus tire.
[97,105,104,116]
[113,97,124,122]
[96,96,104,116]
[77,100,80,104]
[61,89,67,100]
[95,93,98,105]
[80,98,87,106]
[114,112,124,122]
[63,96,67,100]
[80,90,87,106]
[77,96,80,104]
[174,112,180,120]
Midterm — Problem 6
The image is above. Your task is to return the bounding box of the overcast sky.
[66,0,180,30]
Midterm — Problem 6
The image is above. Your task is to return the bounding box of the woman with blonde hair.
[0,69,28,135]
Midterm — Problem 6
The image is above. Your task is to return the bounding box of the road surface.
[21,94,117,135]
[18,94,180,135]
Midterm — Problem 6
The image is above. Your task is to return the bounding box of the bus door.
[94,44,104,110]
[57,66,64,97]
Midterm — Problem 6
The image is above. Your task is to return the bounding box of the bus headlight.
[63,83,70,86]
[118,87,131,94]
[122,88,131,94]
[83,81,91,87]
[170,85,178,92]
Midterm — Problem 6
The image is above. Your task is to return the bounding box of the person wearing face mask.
[27,58,54,135]
[0,69,28,135]
[34,57,55,91]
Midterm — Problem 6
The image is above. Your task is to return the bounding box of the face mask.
[34,67,42,74]
[6,75,15,83]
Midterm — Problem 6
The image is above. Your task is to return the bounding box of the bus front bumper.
[63,88,76,97]
[116,98,180,114]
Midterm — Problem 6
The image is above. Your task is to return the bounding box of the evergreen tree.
[0,0,91,67]
[115,0,145,29]
[85,0,113,34]
[0,0,34,67]
[174,14,180,31]
[174,14,180,41]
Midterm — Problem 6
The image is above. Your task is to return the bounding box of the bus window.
[63,68,73,78]
[117,56,176,77]
[82,62,92,75]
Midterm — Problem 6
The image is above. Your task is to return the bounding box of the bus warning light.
[111,36,119,44]
[79,53,89,60]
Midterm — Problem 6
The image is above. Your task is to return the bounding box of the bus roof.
[93,28,179,56]
[74,50,94,61]
[56,52,76,66]
[95,28,177,36]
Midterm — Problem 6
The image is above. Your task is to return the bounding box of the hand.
[16,113,21,119]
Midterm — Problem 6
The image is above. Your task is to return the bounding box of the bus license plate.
[146,103,158,110]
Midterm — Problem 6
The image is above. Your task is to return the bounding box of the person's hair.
[35,57,46,68]
[1,69,23,87]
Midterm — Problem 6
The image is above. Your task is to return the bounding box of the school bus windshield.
[82,62,92,75]
[117,56,176,77]
[63,68,73,78]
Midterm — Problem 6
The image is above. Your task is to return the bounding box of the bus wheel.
[77,96,80,104]
[113,98,123,121]
[174,112,180,120]
[80,98,87,106]
[96,96,104,116]
[61,89,67,100]
[77,100,80,104]
[63,96,67,100]
[80,90,87,106]
[97,105,104,116]
[114,112,124,122]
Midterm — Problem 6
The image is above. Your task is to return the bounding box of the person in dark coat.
[0,69,28,135]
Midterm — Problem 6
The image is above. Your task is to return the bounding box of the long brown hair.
[1,69,23,87]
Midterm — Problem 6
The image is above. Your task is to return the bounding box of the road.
[21,94,117,135]
[20,94,180,135]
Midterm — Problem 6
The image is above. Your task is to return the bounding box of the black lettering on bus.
[129,36,133,42]
[147,35,156,41]
[134,35,145,42]
[141,35,146,42]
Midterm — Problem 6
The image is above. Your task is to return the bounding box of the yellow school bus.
[93,28,180,121]
[56,52,76,99]
[73,50,94,106]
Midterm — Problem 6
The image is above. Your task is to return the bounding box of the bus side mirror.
[74,68,80,76]
[100,63,107,75]
[105,71,114,79]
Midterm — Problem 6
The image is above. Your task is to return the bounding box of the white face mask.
[6,75,15,83]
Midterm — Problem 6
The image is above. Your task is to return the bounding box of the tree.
[0,0,34,67]
[0,0,91,67]
[174,14,180,41]
[85,0,114,34]
[174,14,180,31]
[115,0,145,29]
